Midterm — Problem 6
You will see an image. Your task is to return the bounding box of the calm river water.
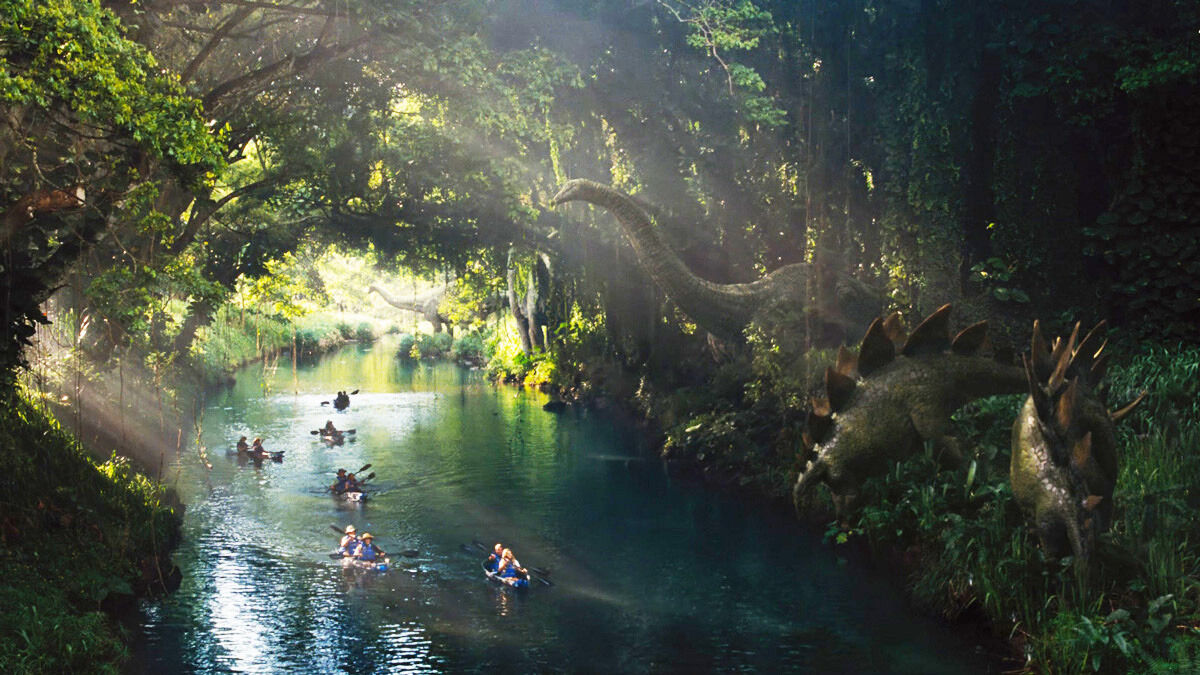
[129,338,998,673]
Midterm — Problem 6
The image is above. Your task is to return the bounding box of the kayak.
[333,490,368,503]
[342,556,389,572]
[227,449,284,462]
[482,560,529,589]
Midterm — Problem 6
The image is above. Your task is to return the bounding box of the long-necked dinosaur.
[1011,321,1146,562]
[368,283,451,333]
[792,304,1028,515]
[550,179,883,343]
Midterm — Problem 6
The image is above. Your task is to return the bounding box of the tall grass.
[192,307,384,383]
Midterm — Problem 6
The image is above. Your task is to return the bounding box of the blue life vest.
[338,535,358,555]
[484,555,499,573]
[358,543,381,561]
[498,559,522,578]
[333,478,348,492]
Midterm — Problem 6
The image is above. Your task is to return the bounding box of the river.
[129,338,998,673]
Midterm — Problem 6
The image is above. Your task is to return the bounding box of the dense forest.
[2,0,1199,672]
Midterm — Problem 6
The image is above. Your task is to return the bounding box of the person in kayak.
[496,548,529,587]
[334,391,350,410]
[355,533,386,562]
[337,525,359,556]
[484,542,503,573]
[322,420,338,435]
[250,438,268,458]
[331,469,348,493]
[236,436,250,453]
[343,473,363,493]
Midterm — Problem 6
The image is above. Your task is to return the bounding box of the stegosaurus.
[1011,320,1146,561]
[793,304,1028,516]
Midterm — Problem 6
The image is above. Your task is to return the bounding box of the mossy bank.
[0,392,182,674]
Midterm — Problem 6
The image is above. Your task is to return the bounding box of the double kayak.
[342,556,389,572]
[333,490,367,503]
[482,560,529,589]
[227,449,284,462]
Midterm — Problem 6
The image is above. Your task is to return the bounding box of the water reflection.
[130,338,999,673]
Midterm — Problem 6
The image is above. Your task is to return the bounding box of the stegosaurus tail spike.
[858,317,895,377]
[881,312,907,344]
[901,304,952,356]
[834,346,857,378]
[825,367,857,412]
[951,321,990,355]
[1047,323,1080,393]
[1090,352,1111,383]
[1031,320,1052,382]
[1111,390,1148,424]
[1072,322,1108,380]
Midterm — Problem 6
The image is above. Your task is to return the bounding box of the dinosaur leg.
[910,411,963,467]
[930,435,964,467]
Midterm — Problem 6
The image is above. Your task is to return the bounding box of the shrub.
[354,322,374,342]
[451,330,487,365]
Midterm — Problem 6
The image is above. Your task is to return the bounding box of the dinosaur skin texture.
[368,283,452,333]
[793,304,1029,516]
[1010,321,1146,562]
[550,179,883,344]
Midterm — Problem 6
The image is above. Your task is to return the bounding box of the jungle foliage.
[3,0,1199,671]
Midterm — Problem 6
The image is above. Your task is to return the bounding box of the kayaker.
[334,391,350,410]
[484,542,503,573]
[337,525,359,556]
[236,436,250,453]
[322,420,338,435]
[344,473,362,492]
[250,437,266,457]
[354,533,386,562]
[496,548,528,585]
[331,469,348,493]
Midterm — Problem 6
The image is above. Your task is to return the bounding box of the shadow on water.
[129,337,1002,673]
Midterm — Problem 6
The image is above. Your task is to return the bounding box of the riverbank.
[0,392,182,674]
[526,337,1200,673]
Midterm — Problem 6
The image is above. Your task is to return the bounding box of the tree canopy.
[2,0,1198,378]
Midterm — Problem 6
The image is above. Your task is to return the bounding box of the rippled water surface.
[130,339,997,673]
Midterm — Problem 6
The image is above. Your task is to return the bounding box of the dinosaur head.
[550,179,602,207]
[1012,320,1148,562]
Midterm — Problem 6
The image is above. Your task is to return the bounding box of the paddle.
[349,389,359,395]
[471,540,552,585]
[328,465,372,493]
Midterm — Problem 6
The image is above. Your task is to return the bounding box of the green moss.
[0,392,181,674]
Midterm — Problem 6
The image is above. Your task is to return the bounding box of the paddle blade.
[321,401,330,406]
[350,389,359,395]
[310,430,319,434]
[329,524,346,534]
[357,463,372,473]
